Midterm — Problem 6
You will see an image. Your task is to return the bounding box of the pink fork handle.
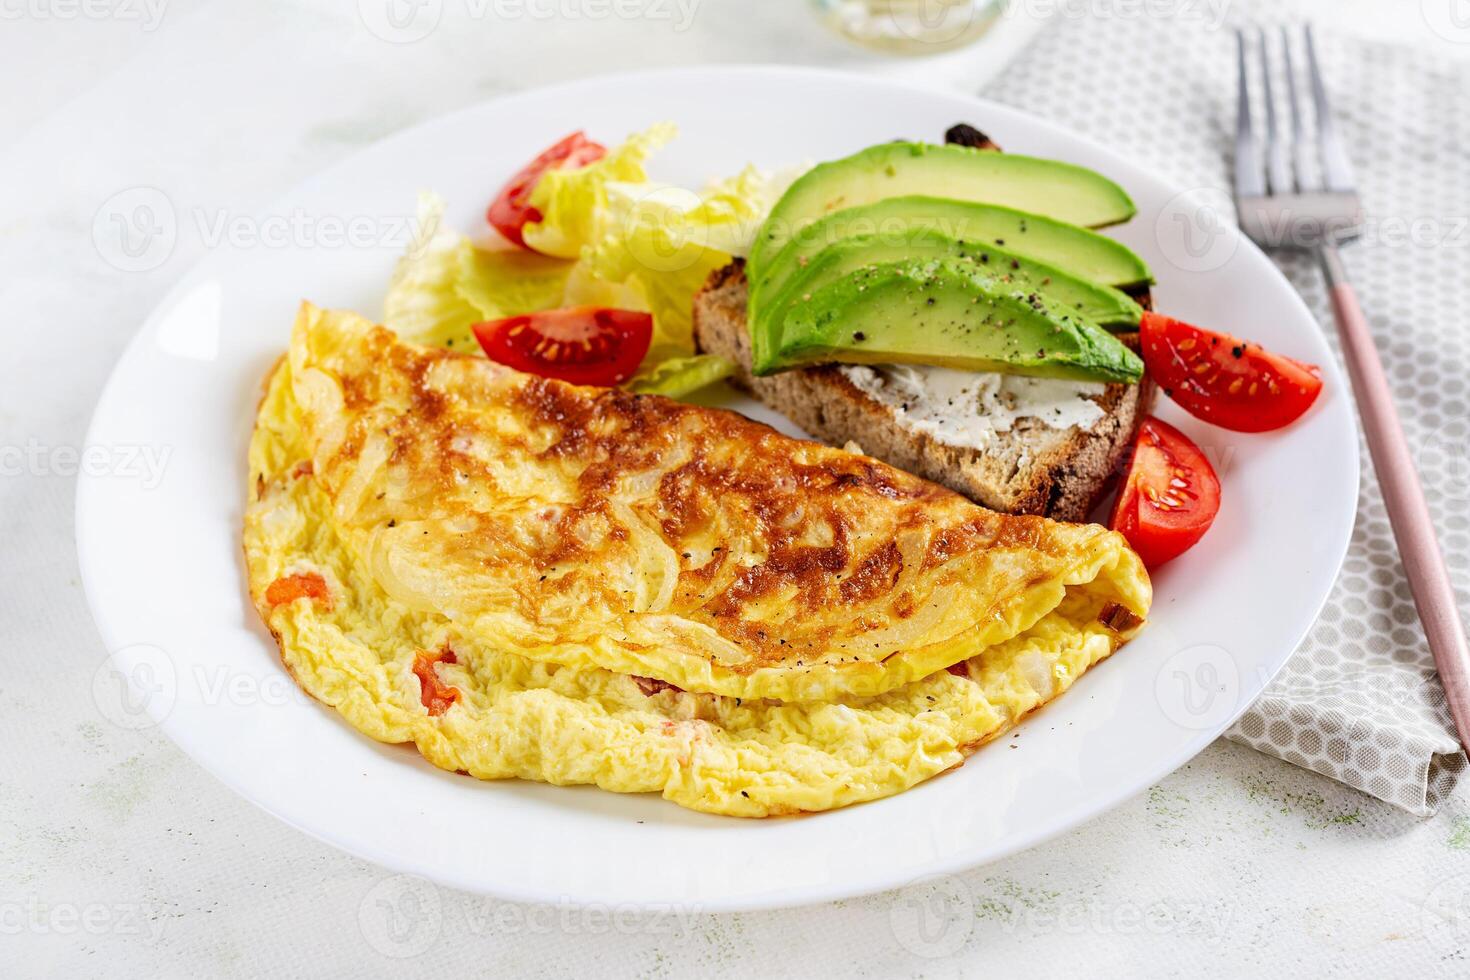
[1328,273,1470,750]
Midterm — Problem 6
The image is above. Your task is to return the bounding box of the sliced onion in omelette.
[273,303,1150,703]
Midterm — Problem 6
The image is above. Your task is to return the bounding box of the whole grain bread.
[693,260,1156,522]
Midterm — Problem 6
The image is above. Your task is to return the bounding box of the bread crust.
[694,260,1156,522]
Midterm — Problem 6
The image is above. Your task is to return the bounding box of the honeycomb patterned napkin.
[981,1,1470,815]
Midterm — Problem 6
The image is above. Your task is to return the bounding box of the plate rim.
[75,63,1361,913]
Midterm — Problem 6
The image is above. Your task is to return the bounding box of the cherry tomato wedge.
[1140,312,1323,432]
[472,307,653,387]
[487,131,606,249]
[1109,417,1221,569]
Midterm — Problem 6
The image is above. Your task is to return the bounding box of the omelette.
[243,304,1151,816]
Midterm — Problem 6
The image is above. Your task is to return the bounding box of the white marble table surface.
[6,1,1470,976]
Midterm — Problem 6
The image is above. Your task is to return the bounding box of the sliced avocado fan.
[769,257,1145,385]
[750,195,1152,317]
[750,227,1142,376]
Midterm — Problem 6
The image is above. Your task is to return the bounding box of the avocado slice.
[750,195,1152,321]
[769,258,1144,384]
[748,142,1137,273]
[751,228,1141,374]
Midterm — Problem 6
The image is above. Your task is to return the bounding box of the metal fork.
[1235,24,1470,749]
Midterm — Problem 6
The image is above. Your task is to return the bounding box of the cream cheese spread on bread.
[839,364,1107,451]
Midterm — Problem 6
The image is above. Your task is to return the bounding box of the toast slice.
[694,259,1156,522]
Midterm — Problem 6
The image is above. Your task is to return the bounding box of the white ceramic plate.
[77,67,1359,912]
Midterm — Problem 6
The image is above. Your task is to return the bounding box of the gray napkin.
[982,1,1469,814]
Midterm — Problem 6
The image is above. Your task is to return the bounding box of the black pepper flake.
[995,238,1006,245]
[387,519,396,528]
[1010,259,1020,270]
[853,331,866,341]
[1231,345,1244,358]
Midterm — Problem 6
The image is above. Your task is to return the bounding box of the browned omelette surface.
[266,303,1150,701]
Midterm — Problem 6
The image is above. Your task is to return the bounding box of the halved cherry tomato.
[1110,417,1221,569]
[487,131,606,249]
[1140,312,1323,432]
[472,307,652,387]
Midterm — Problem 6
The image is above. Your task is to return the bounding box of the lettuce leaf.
[626,354,736,398]
[521,122,675,259]
[575,214,730,365]
[384,193,572,350]
[454,245,572,322]
[382,193,485,348]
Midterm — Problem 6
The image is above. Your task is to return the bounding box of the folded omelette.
[243,304,1151,816]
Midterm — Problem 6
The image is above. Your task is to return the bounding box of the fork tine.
[1258,28,1292,194]
[1279,26,1317,191]
[1304,24,1356,192]
[1235,29,1265,199]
